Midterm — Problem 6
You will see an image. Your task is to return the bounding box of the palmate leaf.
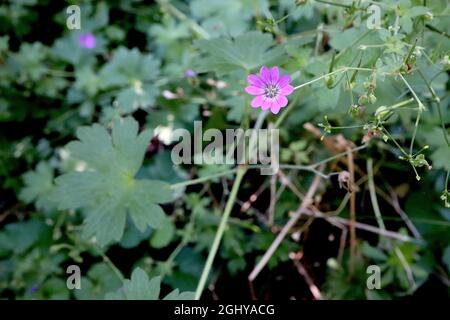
[99,47,160,113]
[105,267,194,300]
[194,31,285,75]
[53,117,172,246]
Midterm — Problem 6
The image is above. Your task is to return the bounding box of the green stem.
[314,0,352,9]
[417,70,450,148]
[93,246,124,282]
[410,109,423,155]
[330,124,365,130]
[160,240,185,280]
[425,24,450,39]
[398,73,425,155]
[389,98,415,110]
[367,158,387,231]
[194,166,246,299]
[380,125,409,158]
[157,0,210,39]
[293,67,372,90]
[170,169,237,189]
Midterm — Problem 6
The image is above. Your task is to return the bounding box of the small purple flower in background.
[79,33,96,49]
[184,69,197,78]
[245,66,294,114]
[30,285,39,293]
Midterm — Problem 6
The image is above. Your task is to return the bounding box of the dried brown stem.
[248,168,324,282]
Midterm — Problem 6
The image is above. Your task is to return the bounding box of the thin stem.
[389,98,415,110]
[194,166,246,299]
[157,0,210,39]
[314,0,352,9]
[93,246,124,282]
[330,125,366,130]
[170,168,237,189]
[417,70,450,148]
[248,164,328,179]
[293,67,372,90]
[249,171,323,281]
[275,13,291,24]
[398,73,425,110]
[425,24,450,39]
[345,71,354,106]
[367,158,386,231]
[306,208,422,243]
[249,145,367,179]
[446,171,449,191]
[310,144,367,168]
[398,73,425,155]
[380,125,409,158]
[444,170,450,208]
[410,109,423,155]
[160,240,185,280]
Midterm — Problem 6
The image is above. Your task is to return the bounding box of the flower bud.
[358,94,368,105]
[375,105,391,120]
[325,76,334,89]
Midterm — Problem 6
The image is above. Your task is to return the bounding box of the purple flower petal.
[251,95,264,108]
[277,75,291,88]
[276,95,288,108]
[245,86,265,95]
[279,85,294,96]
[270,67,279,83]
[261,98,273,111]
[247,74,265,88]
[185,69,196,78]
[259,66,271,83]
[245,66,295,114]
[271,104,282,114]
[79,33,96,49]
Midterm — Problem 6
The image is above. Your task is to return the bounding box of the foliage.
[0,0,449,301]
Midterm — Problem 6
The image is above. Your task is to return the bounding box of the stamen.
[264,84,279,98]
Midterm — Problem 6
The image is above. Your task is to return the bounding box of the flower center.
[264,84,279,98]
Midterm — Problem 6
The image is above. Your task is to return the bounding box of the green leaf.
[19,162,55,212]
[149,217,175,249]
[75,263,122,300]
[99,47,160,113]
[163,289,196,300]
[53,117,172,246]
[194,31,285,75]
[105,267,194,300]
[419,126,450,170]
[361,242,388,261]
[443,245,450,274]
[120,219,152,249]
[0,219,48,254]
[189,0,259,37]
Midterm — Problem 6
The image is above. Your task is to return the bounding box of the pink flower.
[245,66,294,114]
[79,33,96,49]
